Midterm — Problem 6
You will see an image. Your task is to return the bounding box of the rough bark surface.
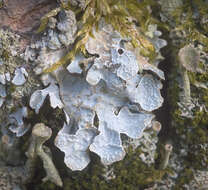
[0,0,57,33]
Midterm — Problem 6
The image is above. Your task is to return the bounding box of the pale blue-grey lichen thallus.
[55,124,97,171]
[30,20,165,171]
[11,67,28,86]
[89,125,125,165]
[53,22,164,171]
[30,83,63,114]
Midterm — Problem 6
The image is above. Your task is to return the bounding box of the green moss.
[37,7,61,33]
[34,146,167,190]
[174,168,194,189]
[171,1,208,50]
[44,0,162,73]
[168,50,208,187]
[39,181,57,190]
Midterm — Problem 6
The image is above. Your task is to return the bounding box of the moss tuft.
[34,146,168,190]
[43,0,162,73]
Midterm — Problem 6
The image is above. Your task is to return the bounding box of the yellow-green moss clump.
[39,0,162,73]
[171,0,208,49]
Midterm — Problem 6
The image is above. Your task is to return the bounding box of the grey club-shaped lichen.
[178,45,200,104]
[0,123,63,189]
[31,123,63,187]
